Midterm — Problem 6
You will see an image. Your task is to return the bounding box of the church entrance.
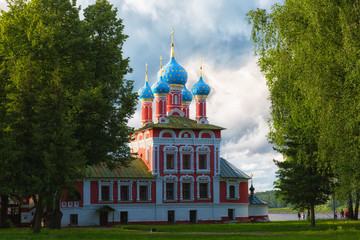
[168,210,175,224]
[120,211,128,225]
[99,211,108,226]
[189,210,197,223]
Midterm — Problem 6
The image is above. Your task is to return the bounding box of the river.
[268,213,354,221]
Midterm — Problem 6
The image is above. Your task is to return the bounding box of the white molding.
[159,129,176,138]
[196,175,211,199]
[117,180,133,202]
[226,180,240,200]
[179,145,194,173]
[196,145,211,173]
[163,174,178,201]
[197,117,209,124]
[98,180,113,202]
[198,130,215,139]
[163,145,178,173]
[168,108,184,117]
[179,175,194,201]
[136,180,152,201]
[179,130,195,139]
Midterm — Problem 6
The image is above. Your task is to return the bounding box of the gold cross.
[170,27,174,44]
[145,62,148,72]
[160,56,163,68]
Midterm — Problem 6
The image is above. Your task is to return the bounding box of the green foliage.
[0,0,136,231]
[247,0,360,196]
[274,158,332,210]
[255,190,287,208]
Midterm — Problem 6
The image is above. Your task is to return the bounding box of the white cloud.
[0,0,284,192]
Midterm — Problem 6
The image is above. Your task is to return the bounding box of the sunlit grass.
[1,220,360,239]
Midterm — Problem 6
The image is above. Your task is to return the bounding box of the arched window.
[229,186,235,199]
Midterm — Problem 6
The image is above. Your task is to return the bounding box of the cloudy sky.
[0,0,283,192]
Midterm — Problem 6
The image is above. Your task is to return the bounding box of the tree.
[274,158,332,227]
[0,0,136,232]
[247,0,360,222]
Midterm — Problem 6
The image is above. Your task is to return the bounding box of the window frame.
[164,175,178,201]
[226,180,240,200]
[136,180,152,202]
[98,180,113,202]
[196,175,211,199]
[180,175,194,201]
[117,180,133,202]
[196,146,210,174]
[163,146,178,174]
[179,146,194,174]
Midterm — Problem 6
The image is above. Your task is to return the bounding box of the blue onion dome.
[162,31,188,86]
[152,73,170,95]
[138,66,154,100]
[162,57,188,86]
[181,84,192,103]
[191,66,210,97]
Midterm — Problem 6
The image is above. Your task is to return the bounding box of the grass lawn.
[1,220,360,240]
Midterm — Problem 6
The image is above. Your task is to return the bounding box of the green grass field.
[1,220,360,240]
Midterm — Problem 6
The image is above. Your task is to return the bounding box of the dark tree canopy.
[0,0,137,231]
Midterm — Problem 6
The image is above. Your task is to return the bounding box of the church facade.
[57,33,268,227]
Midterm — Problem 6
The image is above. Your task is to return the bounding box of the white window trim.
[136,180,152,201]
[117,180,133,202]
[163,174,178,201]
[179,146,194,174]
[180,175,194,201]
[145,147,150,164]
[98,180,113,202]
[196,175,211,199]
[196,146,211,174]
[226,180,240,200]
[163,146,178,174]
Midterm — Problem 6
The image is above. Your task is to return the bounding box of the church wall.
[219,181,248,204]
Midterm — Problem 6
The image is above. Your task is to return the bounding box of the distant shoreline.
[268,208,335,214]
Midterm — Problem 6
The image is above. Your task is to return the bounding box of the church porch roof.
[86,158,154,179]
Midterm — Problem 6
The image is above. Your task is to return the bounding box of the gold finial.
[160,56,163,69]
[200,57,203,77]
[170,27,175,58]
[145,62,148,82]
[250,172,253,185]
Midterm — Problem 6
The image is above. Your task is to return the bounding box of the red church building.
[56,32,269,226]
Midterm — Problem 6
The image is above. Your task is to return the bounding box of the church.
[2,29,269,227]
[0,31,268,227]
[13,32,268,227]
[56,32,269,226]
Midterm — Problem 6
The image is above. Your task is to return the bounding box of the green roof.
[86,159,154,179]
[135,116,225,132]
[220,158,250,179]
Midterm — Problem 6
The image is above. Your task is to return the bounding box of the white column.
[83,180,91,205]
[129,181,133,201]
[110,181,114,201]
[98,181,101,201]
[148,182,152,201]
[213,177,220,203]
[156,177,163,204]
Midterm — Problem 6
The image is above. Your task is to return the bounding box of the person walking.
[341,209,344,219]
